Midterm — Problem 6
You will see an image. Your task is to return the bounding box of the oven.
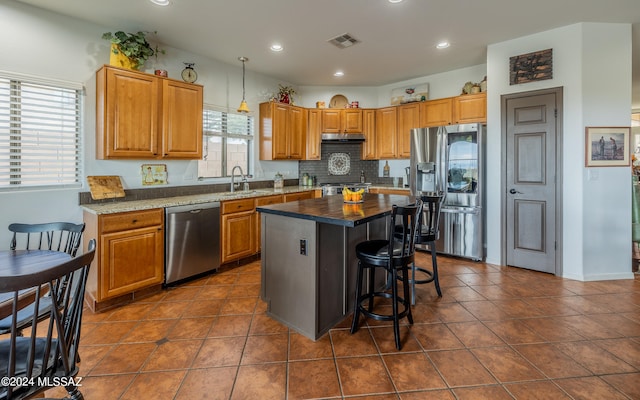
[321,183,370,197]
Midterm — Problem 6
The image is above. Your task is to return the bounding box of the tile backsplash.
[299,143,379,185]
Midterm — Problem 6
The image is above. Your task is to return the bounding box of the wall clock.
[181,62,197,83]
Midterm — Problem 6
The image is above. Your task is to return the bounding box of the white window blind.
[198,106,253,178]
[0,76,82,189]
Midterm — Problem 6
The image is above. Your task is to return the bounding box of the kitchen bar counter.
[259,194,415,340]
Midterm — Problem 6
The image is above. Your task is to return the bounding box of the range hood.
[321,133,365,143]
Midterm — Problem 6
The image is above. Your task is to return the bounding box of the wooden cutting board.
[87,176,125,200]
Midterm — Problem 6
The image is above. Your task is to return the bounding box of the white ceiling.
[17,0,640,110]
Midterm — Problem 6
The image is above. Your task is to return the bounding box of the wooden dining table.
[0,249,72,320]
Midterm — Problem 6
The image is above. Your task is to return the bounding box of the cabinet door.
[397,103,420,159]
[306,109,322,160]
[162,80,203,158]
[454,93,486,124]
[321,110,342,133]
[343,109,363,133]
[99,67,160,158]
[361,109,376,160]
[99,225,164,299]
[284,191,314,202]
[420,98,453,127]
[222,210,255,263]
[375,107,398,159]
[287,106,306,159]
[272,103,290,159]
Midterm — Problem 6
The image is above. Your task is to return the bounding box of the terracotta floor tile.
[410,303,442,323]
[600,372,640,400]
[180,298,226,317]
[288,359,341,399]
[76,345,113,375]
[411,323,464,351]
[50,374,136,399]
[522,297,581,316]
[492,299,545,318]
[555,315,624,340]
[91,342,157,375]
[142,339,203,371]
[430,302,477,322]
[513,343,591,379]
[144,301,190,319]
[383,352,447,391]
[400,390,456,400]
[236,271,261,284]
[207,272,239,285]
[120,319,178,343]
[331,327,379,357]
[174,366,237,400]
[370,325,422,353]
[460,300,511,321]
[161,286,202,301]
[484,320,545,344]
[208,314,252,337]
[587,313,640,337]
[503,381,572,399]
[442,286,486,301]
[452,385,514,400]
[80,321,138,345]
[337,356,395,396]
[519,316,587,342]
[228,283,261,298]
[555,341,636,374]
[197,284,232,299]
[120,370,186,400]
[219,296,258,315]
[554,376,629,400]
[471,346,544,382]
[231,363,286,400]
[241,333,288,364]
[447,321,505,348]
[428,349,496,387]
[249,313,289,335]
[289,331,334,360]
[192,336,246,368]
[106,303,155,321]
[594,338,640,369]
[166,316,215,340]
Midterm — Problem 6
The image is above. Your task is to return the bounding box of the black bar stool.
[395,194,444,304]
[350,199,422,350]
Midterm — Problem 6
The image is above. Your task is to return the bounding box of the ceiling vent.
[328,33,360,49]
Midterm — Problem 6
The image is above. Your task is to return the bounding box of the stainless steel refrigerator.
[410,123,485,261]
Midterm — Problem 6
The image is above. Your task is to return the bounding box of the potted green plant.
[102,31,162,70]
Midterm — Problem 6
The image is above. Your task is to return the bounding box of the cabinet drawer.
[100,209,163,233]
[222,198,255,214]
[284,191,314,202]
[256,194,283,206]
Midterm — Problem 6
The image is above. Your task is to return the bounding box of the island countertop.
[257,194,413,227]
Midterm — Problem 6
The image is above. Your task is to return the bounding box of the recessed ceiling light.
[149,0,170,6]
[334,71,344,77]
[436,41,450,49]
[270,44,283,52]
[388,0,404,3]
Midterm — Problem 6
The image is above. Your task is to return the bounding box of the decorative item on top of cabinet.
[95,65,203,160]
[102,30,163,71]
[259,101,307,160]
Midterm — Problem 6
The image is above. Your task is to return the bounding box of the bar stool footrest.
[355,291,410,322]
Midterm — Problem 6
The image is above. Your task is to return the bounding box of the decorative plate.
[329,94,348,108]
[328,152,350,175]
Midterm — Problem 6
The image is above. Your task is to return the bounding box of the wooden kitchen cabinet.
[375,107,398,159]
[283,191,314,202]
[420,93,486,127]
[361,109,377,160]
[453,92,487,124]
[221,198,257,263]
[397,103,420,158]
[322,109,363,133]
[259,102,307,160]
[306,109,322,160]
[96,65,203,160]
[83,208,164,312]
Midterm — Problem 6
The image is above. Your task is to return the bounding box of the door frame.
[500,87,564,275]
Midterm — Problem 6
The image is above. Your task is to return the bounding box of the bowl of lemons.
[342,187,365,203]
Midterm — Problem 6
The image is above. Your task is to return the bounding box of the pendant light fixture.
[237,56,250,113]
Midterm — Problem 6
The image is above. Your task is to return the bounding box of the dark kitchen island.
[257,194,411,340]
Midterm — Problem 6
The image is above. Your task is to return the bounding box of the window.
[0,73,82,189]
[198,106,253,178]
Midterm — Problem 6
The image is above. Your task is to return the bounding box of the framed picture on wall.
[585,126,631,167]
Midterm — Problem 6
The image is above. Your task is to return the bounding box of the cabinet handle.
[132,219,137,223]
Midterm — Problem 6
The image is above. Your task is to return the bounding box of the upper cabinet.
[375,107,397,159]
[420,93,486,127]
[306,109,322,160]
[259,102,307,160]
[361,109,377,160]
[96,65,203,160]
[397,103,420,159]
[322,109,363,133]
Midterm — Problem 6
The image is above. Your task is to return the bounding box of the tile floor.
[50,252,639,399]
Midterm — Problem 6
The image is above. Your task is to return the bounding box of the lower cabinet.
[283,191,314,202]
[83,208,164,312]
[369,188,411,195]
[221,198,257,264]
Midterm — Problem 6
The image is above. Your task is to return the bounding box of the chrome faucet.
[230,166,244,192]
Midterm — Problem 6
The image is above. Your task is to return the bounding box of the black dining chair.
[0,239,95,400]
[394,194,445,304]
[0,222,85,336]
[351,199,422,351]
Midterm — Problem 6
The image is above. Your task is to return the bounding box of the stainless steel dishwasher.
[165,202,220,285]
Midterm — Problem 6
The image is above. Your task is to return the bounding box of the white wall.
[486,23,633,280]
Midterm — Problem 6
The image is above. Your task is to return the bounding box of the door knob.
[509,189,522,194]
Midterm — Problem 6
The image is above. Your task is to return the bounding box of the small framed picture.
[585,127,630,167]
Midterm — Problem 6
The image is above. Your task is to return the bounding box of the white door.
[504,89,561,274]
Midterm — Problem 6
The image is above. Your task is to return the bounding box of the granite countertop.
[257,194,414,227]
[81,184,410,215]
[81,186,319,215]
